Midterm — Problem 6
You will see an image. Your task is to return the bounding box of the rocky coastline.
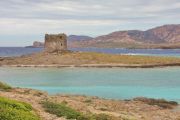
[0,86,180,120]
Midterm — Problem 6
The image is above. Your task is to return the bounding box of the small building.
[45,33,67,52]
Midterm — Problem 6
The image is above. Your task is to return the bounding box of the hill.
[70,24,180,49]
[67,35,93,48]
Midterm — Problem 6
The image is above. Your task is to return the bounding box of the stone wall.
[45,33,67,52]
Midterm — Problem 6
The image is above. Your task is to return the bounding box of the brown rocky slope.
[69,24,180,49]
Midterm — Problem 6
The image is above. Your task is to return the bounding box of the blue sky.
[0,0,180,46]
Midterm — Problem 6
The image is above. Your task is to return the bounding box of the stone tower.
[45,33,67,52]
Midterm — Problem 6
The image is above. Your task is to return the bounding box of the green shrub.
[42,101,82,119]
[42,101,113,120]
[0,96,40,120]
[134,97,178,109]
[93,114,112,120]
[0,82,12,91]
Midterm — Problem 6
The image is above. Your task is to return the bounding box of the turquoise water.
[0,67,180,102]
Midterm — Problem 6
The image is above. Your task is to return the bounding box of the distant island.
[26,35,93,48]
[25,41,44,48]
[28,24,180,49]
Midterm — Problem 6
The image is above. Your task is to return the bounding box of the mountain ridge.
[72,24,180,48]
[29,24,180,49]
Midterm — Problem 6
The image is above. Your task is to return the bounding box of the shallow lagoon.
[0,67,180,102]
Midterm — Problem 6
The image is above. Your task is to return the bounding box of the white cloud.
[0,18,129,35]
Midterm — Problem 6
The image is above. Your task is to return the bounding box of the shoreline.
[1,63,180,68]
[0,87,180,120]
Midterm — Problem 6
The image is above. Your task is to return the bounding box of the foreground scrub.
[0,96,40,120]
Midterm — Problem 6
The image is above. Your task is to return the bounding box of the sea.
[0,47,180,102]
[0,47,180,57]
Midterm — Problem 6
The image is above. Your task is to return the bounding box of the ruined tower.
[45,33,67,52]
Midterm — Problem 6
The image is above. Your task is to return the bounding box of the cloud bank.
[0,0,180,46]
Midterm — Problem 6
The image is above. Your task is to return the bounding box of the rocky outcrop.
[25,41,44,48]
[33,41,44,48]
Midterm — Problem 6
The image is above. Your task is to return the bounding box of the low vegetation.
[2,51,180,66]
[134,97,178,109]
[0,81,12,91]
[42,101,82,119]
[93,114,113,120]
[0,96,40,120]
[42,101,113,120]
[78,52,180,65]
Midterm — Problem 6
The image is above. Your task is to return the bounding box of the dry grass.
[1,51,180,66]
[76,52,180,64]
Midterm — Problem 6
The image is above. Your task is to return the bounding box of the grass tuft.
[42,101,81,119]
[41,101,113,120]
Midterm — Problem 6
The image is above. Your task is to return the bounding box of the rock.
[33,41,44,48]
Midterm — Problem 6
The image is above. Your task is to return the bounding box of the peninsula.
[1,33,180,68]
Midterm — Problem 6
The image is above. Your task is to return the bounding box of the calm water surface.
[0,47,180,57]
[0,67,180,102]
